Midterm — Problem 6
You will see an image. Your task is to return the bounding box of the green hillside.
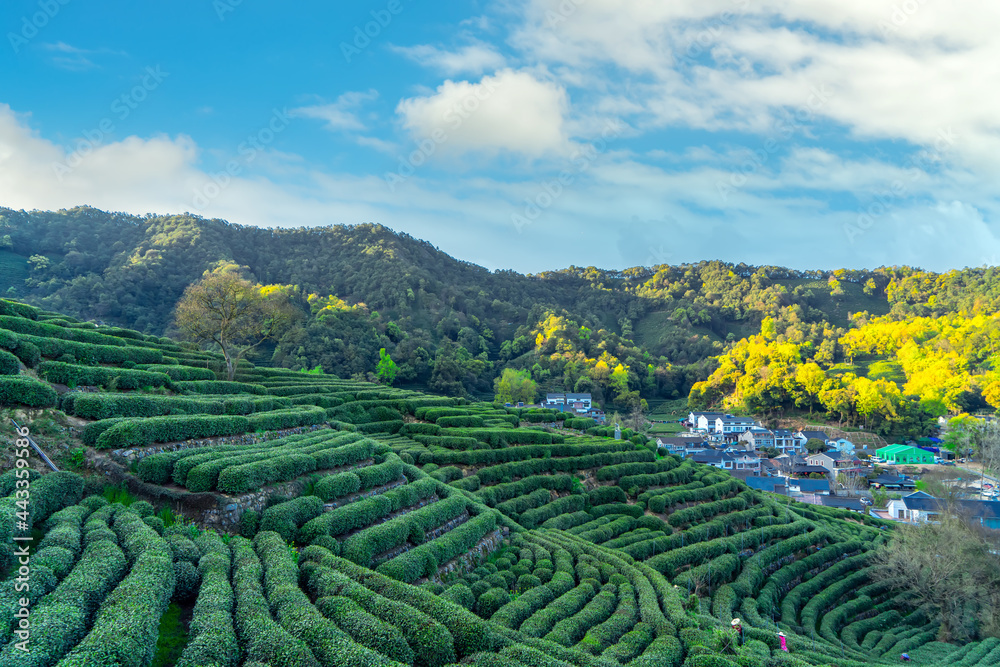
[2,299,998,667]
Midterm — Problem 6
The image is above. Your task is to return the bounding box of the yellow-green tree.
[175,268,299,380]
[494,368,537,405]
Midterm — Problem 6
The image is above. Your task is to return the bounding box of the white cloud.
[291,90,379,132]
[41,42,127,71]
[507,0,1000,172]
[390,42,506,76]
[396,69,570,157]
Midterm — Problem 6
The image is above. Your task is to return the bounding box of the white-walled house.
[689,412,724,431]
[886,491,940,523]
[715,415,756,436]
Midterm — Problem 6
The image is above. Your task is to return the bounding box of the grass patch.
[151,602,189,667]
[649,422,685,435]
[101,483,136,506]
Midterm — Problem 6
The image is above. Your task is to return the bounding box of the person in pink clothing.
[778,632,788,652]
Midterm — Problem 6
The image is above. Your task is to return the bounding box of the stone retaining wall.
[108,424,329,466]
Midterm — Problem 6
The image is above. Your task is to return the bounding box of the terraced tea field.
[1,298,997,667]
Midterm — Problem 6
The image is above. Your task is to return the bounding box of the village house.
[656,435,706,456]
[794,430,829,449]
[884,492,1000,529]
[691,449,761,473]
[715,415,756,438]
[688,411,725,431]
[806,451,871,478]
[544,393,593,413]
[739,428,775,450]
[772,429,800,454]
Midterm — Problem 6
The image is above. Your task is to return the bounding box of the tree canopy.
[174,268,297,380]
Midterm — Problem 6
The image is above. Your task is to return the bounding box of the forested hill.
[3,206,1000,415]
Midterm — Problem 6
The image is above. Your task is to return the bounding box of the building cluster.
[540,393,606,422]
[653,411,886,510]
[660,412,999,524]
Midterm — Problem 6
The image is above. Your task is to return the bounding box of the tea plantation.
[0,298,996,667]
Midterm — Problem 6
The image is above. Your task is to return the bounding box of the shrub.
[442,583,476,611]
[304,558,456,667]
[176,534,238,667]
[240,510,261,538]
[57,514,175,667]
[94,415,252,449]
[490,582,556,630]
[588,504,645,519]
[544,584,617,647]
[518,495,587,530]
[0,539,128,665]
[436,415,485,428]
[0,329,17,350]
[12,340,41,368]
[627,635,684,667]
[259,496,324,542]
[314,471,362,501]
[253,532,409,666]
[247,407,327,431]
[135,365,216,381]
[520,582,596,637]
[15,332,163,365]
[588,486,628,506]
[400,422,442,436]
[37,361,172,389]
[173,560,201,601]
[340,495,468,566]
[315,596,415,665]
[0,375,57,408]
[174,380,269,395]
[229,537,321,666]
[355,455,405,489]
[476,587,511,619]
[0,349,20,375]
[299,478,437,544]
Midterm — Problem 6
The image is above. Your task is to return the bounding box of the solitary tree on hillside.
[376,348,398,385]
[174,268,298,380]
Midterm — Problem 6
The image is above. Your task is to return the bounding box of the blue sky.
[2,0,999,273]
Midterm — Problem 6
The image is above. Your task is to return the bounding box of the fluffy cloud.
[396,69,570,157]
[509,0,1000,168]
